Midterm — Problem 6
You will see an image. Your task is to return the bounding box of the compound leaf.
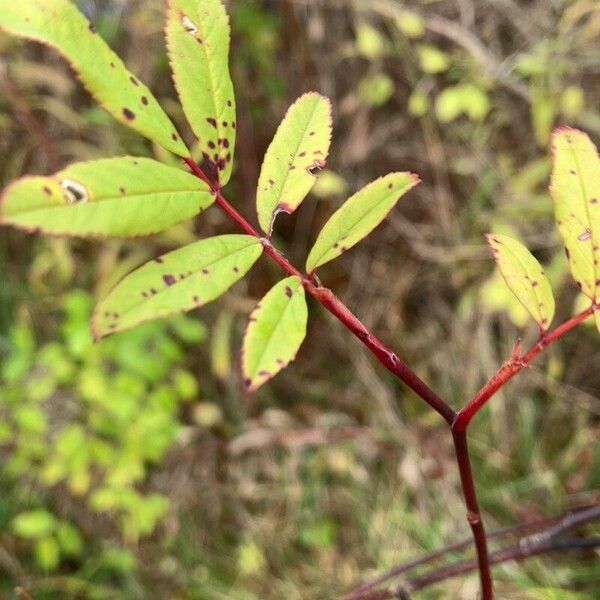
[257,93,333,234]
[0,0,187,156]
[486,233,555,331]
[93,235,262,339]
[0,157,213,237]
[550,127,600,331]
[166,0,236,184]
[242,276,307,393]
[306,172,419,272]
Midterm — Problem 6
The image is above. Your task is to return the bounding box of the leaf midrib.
[13,188,210,216]
[310,180,410,269]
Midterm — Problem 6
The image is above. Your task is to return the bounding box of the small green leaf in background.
[408,90,429,117]
[242,276,308,393]
[166,0,236,184]
[394,10,425,39]
[306,172,419,273]
[311,171,348,199]
[256,93,333,234]
[0,157,213,237]
[0,0,187,156]
[358,73,395,107]
[417,44,450,74]
[486,234,555,331]
[560,86,584,118]
[550,127,600,331]
[35,537,60,571]
[435,84,490,123]
[211,310,234,380]
[93,235,262,339]
[355,22,387,60]
[11,510,57,539]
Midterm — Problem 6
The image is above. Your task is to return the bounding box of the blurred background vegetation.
[1,0,599,598]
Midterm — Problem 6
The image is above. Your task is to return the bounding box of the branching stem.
[453,305,595,432]
[183,157,596,599]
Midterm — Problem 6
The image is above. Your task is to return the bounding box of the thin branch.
[347,503,600,599]
[183,157,456,424]
[453,305,596,431]
[345,513,569,598]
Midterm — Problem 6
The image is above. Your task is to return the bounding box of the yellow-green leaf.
[242,276,308,393]
[550,127,600,331]
[93,235,262,339]
[0,157,213,237]
[166,0,236,184]
[486,234,555,331]
[306,172,419,273]
[0,0,187,156]
[256,93,332,234]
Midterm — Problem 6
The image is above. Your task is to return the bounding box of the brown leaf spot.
[285,286,292,298]
[231,121,236,130]
[564,247,571,259]
[222,121,228,127]
[309,131,315,136]
[163,274,176,286]
[202,268,209,274]
[171,133,178,141]
[88,23,96,33]
[208,141,216,149]
[531,280,538,287]
[150,288,158,295]
[388,183,393,190]
[119,187,126,195]
[123,108,135,120]
[154,257,164,263]
[110,62,115,68]
[193,295,200,303]
[222,138,230,149]
[298,151,306,157]
[42,186,52,196]
[141,96,149,106]
[206,117,217,128]
[591,198,599,204]
[233,266,239,273]
[129,76,139,86]
[570,169,576,175]
[258,370,270,377]
[227,100,232,107]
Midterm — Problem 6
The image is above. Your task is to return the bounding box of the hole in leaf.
[59,179,89,204]
[182,15,198,35]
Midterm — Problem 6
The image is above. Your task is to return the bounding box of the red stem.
[453,305,595,432]
[184,157,456,425]
[452,430,493,599]
[184,157,595,600]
